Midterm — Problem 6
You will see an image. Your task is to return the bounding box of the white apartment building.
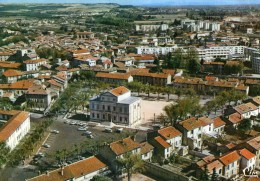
[135,23,169,32]
[136,45,178,55]
[90,86,141,126]
[181,20,220,32]
[0,111,30,150]
[196,46,245,60]
[23,59,47,71]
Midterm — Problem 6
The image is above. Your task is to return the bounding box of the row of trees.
[159,90,246,126]
[158,48,201,74]
[127,81,196,101]
[0,119,53,168]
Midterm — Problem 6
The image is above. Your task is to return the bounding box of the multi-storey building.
[0,110,30,150]
[90,86,141,126]
[196,46,245,60]
[136,45,178,55]
[23,59,47,71]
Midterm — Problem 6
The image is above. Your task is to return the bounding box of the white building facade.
[0,111,30,150]
[90,86,141,126]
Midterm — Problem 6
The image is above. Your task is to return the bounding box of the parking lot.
[32,117,138,170]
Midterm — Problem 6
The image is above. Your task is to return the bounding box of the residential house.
[196,155,224,178]
[0,52,14,61]
[117,56,134,67]
[235,136,260,168]
[176,117,203,150]
[73,55,98,67]
[0,79,35,98]
[99,137,141,172]
[147,126,182,158]
[234,103,259,119]
[0,111,30,150]
[0,61,21,75]
[198,117,214,135]
[238,148,256,175]
[26,156,108,181]
[219,150,240,178]
[213,117,226,136]
[2,69,23,83]
[90,86,141,126]
[140,141,154,161]
[95,72,133,84]
[76,32,95,39]
[25,84,51,111]
[23,58,48,71]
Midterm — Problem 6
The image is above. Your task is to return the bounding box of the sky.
[0,0,260,6]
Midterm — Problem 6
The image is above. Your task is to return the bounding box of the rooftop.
[109,137,140,156]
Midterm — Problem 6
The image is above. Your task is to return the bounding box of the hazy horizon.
[0,0,260,6]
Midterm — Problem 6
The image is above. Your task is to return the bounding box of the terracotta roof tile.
[228,112,242,124]
[239,148,256,160]
[3,69,23,77]
[109,137,140,156]
[219,150,240,166]
[154,136,171,148]
[0,61,21,69]
[179,117,203,131]
[96,72,131,80]
[0,111,29,142]
[140,142,154,154]
[27,156,107,181]
[110,86,129,96]
[158,126,182,140]
[213,117,226,128]
[23,58,47,64]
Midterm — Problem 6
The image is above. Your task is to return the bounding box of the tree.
[211,168,218,181]
[91,175,112,181]
[237,119,252,133]
[249,85,260,97]
[187,59,201,74]
[116,153,144,181]
[0,142,10,168]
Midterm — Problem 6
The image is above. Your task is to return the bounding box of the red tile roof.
[27,156,107,181]
[0,61,21,69]
[110,86,129,96]
[96,72,131,80]
[3,69,23,77]
[239,148,256,160]
[109,137,140,156]
[213,117,226,128]
[0,111,29,142]
[158,126,182,140]
[179,117,203,131]
[219,150,240,166]
[140,142,154,154]
[228,112,242,124]
[154,136,171,148]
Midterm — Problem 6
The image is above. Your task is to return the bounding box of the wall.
[144,161,197,181]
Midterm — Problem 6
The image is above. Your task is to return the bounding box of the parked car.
[116,128,123,133]
[87,134,94,139]
[42,143,50,148]
[51,130,59,134]
[37,152,45,157]
[77,126,88,131]
[85,131,92,135]
[104,128,113,133]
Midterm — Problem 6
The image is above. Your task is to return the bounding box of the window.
[219,169,221,174]
[92,113,95,118]
[103,114,105,119]
[97,114,99,119]
[120,117,122,122]
[113,107,116,111]
[102,105,105,110]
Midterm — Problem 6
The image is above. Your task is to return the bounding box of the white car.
[85,131,92,135]
[77,126,88,131]
[42,143,50,148]
[87,134,94,139]
[51,130,59,134]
